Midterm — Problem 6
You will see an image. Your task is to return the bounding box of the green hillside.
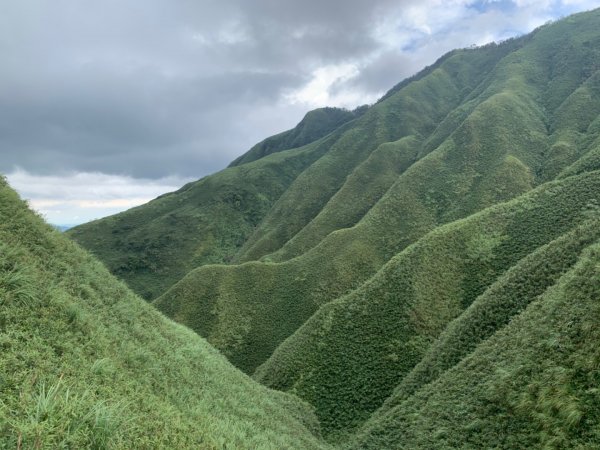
[255,172,600,439]
[0,178,328,449]
[67,137,332,300]
[350,232,600,449]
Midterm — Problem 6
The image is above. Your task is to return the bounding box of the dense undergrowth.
[351,235,600,449]
[255,172,600,439]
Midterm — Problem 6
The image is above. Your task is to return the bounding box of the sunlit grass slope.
[0,178,329,449]
[349,232,600,449]
[155,9,600,376]
[255,171,600,439]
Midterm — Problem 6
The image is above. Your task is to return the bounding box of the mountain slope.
[62,9,600,448]
[350,234,600,449]
[154,10,600,376]
[67,137,333,300]
[68,33,523,303]
[254,171,600,439]
[0,178,328,449]
[234,39,524,263]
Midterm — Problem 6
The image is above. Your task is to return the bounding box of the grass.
[228,106,362,167]
[350,236,600,449]
[67,137,330,300]
[0,177,329,449]
[255,172,600,439]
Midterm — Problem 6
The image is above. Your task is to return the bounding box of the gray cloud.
[1,0,597,184]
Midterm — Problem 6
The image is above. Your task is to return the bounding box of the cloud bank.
[6,169,191,225]
[1,0,597,223]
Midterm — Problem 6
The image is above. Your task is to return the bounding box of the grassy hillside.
[62,8,600,448]
[155,9,600,376]
[350,233,600,449]
[0,178,329,449]
[255,171,600,439]
[234,38,523,263]
[69,32,522,304]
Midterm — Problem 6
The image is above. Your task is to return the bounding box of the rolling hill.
[152,8,600,376]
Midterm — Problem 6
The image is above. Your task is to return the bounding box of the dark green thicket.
[350,236,600,449]
[68,141,327,300]
[228,107,361,167]
[382,218,600,413]
[0,178,328,449]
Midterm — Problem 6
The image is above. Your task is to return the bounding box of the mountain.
[0,177,327,449]
[66,107,364,302]
[153,9,600,376]
[64,8,600,448]
[254,172,600,440]
[350,224,600,449]
[228,106,366,167]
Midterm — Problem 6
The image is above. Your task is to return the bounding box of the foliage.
[350,236,600,449]
[255,173,600,439]
[154,9,600,380]
[67,140,327,300]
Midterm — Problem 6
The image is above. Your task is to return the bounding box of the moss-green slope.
[255,172,600,439]
[155,10,600,376]
[265,11,600,263]
[0,178,329,449]
[349,232,600,449]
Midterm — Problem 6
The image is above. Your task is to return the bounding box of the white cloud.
[6,168,192,225]
[284,63,376,108]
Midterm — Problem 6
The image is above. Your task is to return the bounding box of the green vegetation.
[68,139,330,300]
[154,9,600,380]
[27,7,600,448]
[350,234,600,449]
[0,178,328,449]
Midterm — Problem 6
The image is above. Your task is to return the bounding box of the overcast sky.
[2,0,598,225]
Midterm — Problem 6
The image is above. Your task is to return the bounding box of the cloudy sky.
[2,0,598,225]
